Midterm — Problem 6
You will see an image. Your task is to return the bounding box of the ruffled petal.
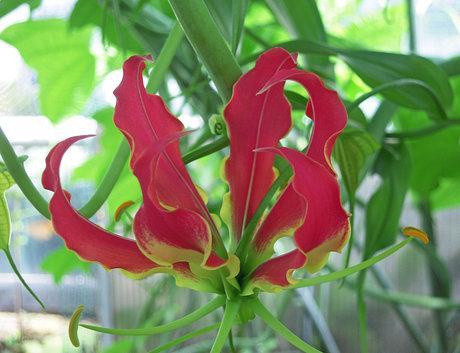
[250,65,348,270]
[260,67,347,174]
[42,135,160,275]
[255,147,350,272]
[114,56,226,268]
[243,250,306,295]
[113,55,214,223]
[222,48,297,240]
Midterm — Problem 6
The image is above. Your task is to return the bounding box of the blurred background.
[0,0,459,352]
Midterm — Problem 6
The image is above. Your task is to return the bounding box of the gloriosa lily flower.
[42,48,350,296]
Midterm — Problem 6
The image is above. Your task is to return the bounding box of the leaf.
[333,127,380,200]
[69,0,143,53]
[0,0,41,18]
[339,50,453,117]
[0,19,96,122]
[364,143,411,258]
[394,108,460,199]
[440,56,460,77]
[41,246,91,283]
[266,0,333,77]
[270,40,453,116]
[231,0,249,54]
[0,168,15,249]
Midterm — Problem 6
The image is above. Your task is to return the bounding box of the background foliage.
[0,0,459,352]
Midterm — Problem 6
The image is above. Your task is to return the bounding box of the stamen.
[402,226,429,244]
[114,201,135,221]
[69,304,85,347]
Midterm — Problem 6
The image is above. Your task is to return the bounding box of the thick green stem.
[169,0,242,102]
[210,299,241,353]
[80,296,225,336]
[251,299,321,353]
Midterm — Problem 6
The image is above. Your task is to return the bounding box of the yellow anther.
[68,304,85,347]
[402,226,429,245]
[114,201,135,221]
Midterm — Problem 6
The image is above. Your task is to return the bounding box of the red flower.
[42,48,350,294]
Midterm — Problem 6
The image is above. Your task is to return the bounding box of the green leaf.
[0,0,41,18]
[69,0,143,53]
[340,50,453,117]
[231,0,249,54]
[440,56,460,77]
[364,143,411,258]
[0,169,15,249]
[41,246,91,283]
[333,127,380,200]
[394,109,460,199]
[264,40,453,115]
[0,19,96,122]
[265,0,333,77]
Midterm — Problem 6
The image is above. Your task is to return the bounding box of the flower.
[42,48,350,295]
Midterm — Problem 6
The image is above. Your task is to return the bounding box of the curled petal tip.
[69,304,85,347]
[402,226,429,245]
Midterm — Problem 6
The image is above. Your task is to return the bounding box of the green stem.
[210,299,241,353]
[251,299,321,353]
[182,136,229,164]
[78,139,130,218]
[80,296,225,336]
[362,284,460,310]
[3,248,45,310]
[0,128,50,219]
[148,323,220,353]
[347,79,448,121]
[168,0,242,102]
[146,22,184,93]
[406,0,416,53]
[292,238,412,288]
[228,329,238,353]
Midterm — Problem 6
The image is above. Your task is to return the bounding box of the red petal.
[250,66,348,268]
[244,250,306,294]
[223,48,297,240]
[114,56,224,267]
[257,147,350,272]
[42,135,159,274]
[113,55,211,222]
[260,68,347,174]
